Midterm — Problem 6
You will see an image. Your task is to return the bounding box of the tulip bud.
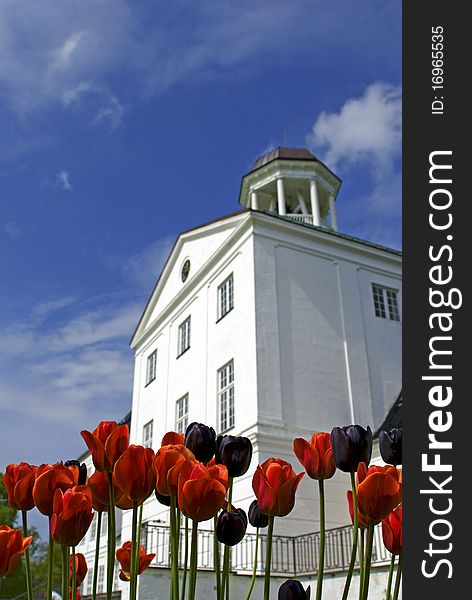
[248,500,269,529]
[330,425,372,472]
[216,508,247,546]
[215,435,253,478]
[64,460,88,485]
[184,422,216,464]
[278,579,311,599]
[379,428,402,466]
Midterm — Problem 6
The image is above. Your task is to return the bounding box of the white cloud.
[0,236,173,464]
[56,169,72,190]
[0,292,140,465]
[308,82,402,221]
[50,31,89,71]
[308,82,401,171]
[0,1,399,123]
[121,237,174,290]
[93,93,124,130]
[32,296,76,321]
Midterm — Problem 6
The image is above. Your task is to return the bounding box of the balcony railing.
[141,522,390,577]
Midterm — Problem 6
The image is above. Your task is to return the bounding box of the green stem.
[221,545,229,599]
[359,528,365,599]
[221,478,234,600]
[47,521,53,600]
[71,547,77,600]
[21,511,33,600]
[361,523,375,600]
[188,520,198,600]
[341,473,359,600]
[170,496,180,600]
[245,528,259,600]
[385,554,396,600]
[213,516,221,600]
[106,474,116,600]
[263,516,275,600]
[130,503,138,600]
[316,480,325,600]
[135,503,144,599]
[61,545,69,600]
[92,512,102,600]
[181,517,189,600]
[392,553,402,600]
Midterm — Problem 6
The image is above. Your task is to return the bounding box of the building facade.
[124,147,401,545]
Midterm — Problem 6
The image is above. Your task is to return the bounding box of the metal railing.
[141,522,390,578]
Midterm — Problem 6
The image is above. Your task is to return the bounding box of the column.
[310,178,321,226]
[251,191,259,210]
[329,194,338,231]
[276,178,286,216]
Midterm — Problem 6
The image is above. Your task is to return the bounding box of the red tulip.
[114,445,156,504]
[293,433,336,480]
[356,463,402,524]
[207,463,229,491]
[382,505,402,555]
[178,460,228,522]
[81,421,129,472]
[69,590,81,600]
[32,463,77,517]
[70,552,88,586]
[161,431,185,446]
[252,458,304,517]
[4,463,37,511]
[87,470,134,511]
[347,490,370,530]
[0,526,32,577]
[87,470,110,512]
[153,444,195,498]
[50,486,94,547]
[116,541,155,581]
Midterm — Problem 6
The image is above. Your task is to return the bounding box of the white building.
[125,146,401,535]
[81,147,402,598]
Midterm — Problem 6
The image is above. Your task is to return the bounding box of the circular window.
[181,259,191,282]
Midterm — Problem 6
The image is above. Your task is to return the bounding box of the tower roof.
[251,147,318,172]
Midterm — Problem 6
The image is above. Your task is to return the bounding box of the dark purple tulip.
[184,422,216,464]
[215,435,253,477]
[248,500,269,529]
[330,425,372,472]
[216,508,247,546]
[64,460,87,485]
[278,580,311,599]
[155,490,171,506]
[379,428,402,466]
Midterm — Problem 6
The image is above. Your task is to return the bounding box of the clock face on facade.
[181,259,191,282]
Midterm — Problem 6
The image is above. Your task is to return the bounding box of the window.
[98,565,105,593]
[217,274,234,320]
[143,420,153,448]
[114,561,121,590]
[177,316,191,356]
[372,284,400,322]
[146,350,157,385]
[101,512,108,538]
[176,394,189,435]
[86,570,93,596]
[218,360,235,432]
[89,513,97,542]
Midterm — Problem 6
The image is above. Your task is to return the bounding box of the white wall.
[251,217,401,534]
[126,211,401,543]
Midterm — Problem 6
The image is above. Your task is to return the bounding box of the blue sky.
[0,0,401,528]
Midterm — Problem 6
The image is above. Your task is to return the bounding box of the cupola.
[239,147,342,231]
